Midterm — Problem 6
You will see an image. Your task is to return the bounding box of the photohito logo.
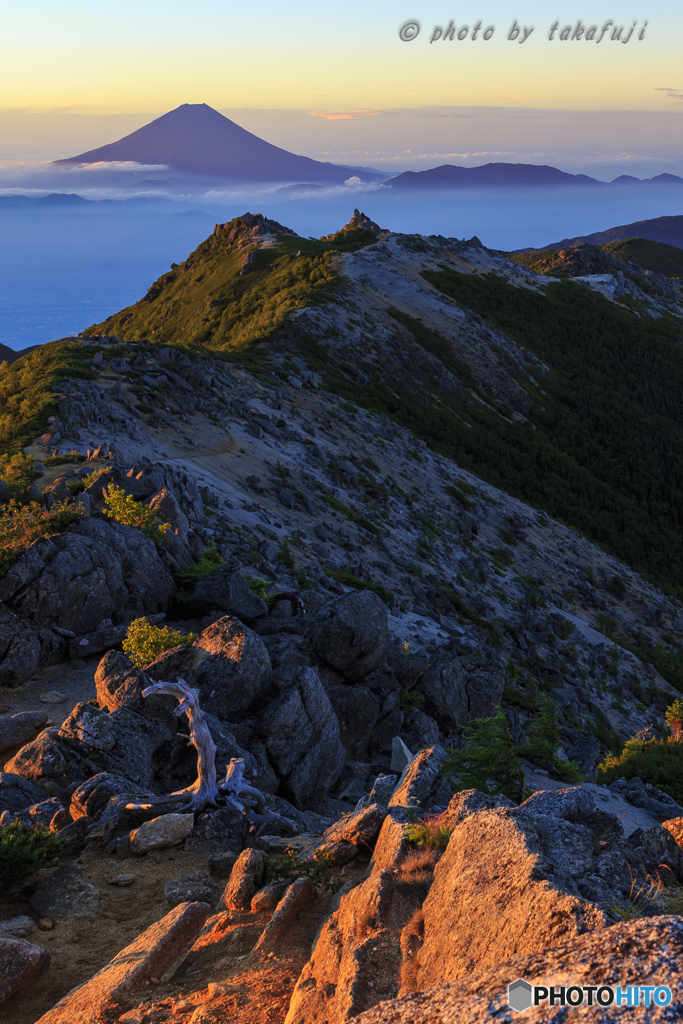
[507,979,672,1012]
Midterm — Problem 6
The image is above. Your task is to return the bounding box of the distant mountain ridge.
[55,103,381,185]
[387,163,683,189]
[538,215,683,251]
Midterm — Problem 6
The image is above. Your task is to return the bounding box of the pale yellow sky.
[1,2,681,112]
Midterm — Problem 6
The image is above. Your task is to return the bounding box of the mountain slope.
[541,214,683,251]
[509,238,683,279]
[55,102,377,183]
[86,212,683,601]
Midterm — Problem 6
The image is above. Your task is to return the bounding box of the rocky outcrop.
[285,869,424,1024]
[190,566,268,620]
[0,710,49,753]
[147,616,272,721]
[305,803,387,866]
[0,518,174,634]
[259,667,345,807]
[306,591,390,682]
[0,603,65,687]
[6,699,171,790]
[388,746,448,811]
[416,650,505,736]
[355,916,683,1023]
[416,795,615,990]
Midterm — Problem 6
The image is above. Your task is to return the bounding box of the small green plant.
[277,538,296,569]
[665,698,683,740]
[122,617,197,668]
[102,484,171,542]
[400,689,425,714]
[0,498,87,578]
[610,866,662,921]
[264,849,341,895]
[243,574,280,608]
[444,707,525,803]
[0,821,74,898]
[405,813,453,851]
[174,543,224,603]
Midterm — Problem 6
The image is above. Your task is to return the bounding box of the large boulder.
[389,746,448,811]
[0,518,175,634]
[221,848,265,911]
[29,862,100,920]
[6,700,171,790]
[304,803,387,866]
[306,590,390,682]
[0,935,50,1005]
[355,917,683,1023]
[190,566,268,621]
[259,667,345,807]
[0,603,65,688]
[147,616,272,721]
[70,771,146,821]
[416,650,505,735]
[286,870,418,1024]
[416,799,617,990]
[33,901,209,1024]
[130,812,194,855]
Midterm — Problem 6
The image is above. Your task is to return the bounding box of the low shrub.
[122,617,197,668]
[0,498,86,578]
[598,732,683,804]
[405,814,452,851]
[398,848,439,883]
[400,689,426,714]
[0,821,74,898]
[174,543,224,603]
[102,484,171,542]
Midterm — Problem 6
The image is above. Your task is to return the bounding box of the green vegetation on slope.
[508,237,683,279]
[0,341,98,493]
[87,217,377,355]
[302,269,683,597]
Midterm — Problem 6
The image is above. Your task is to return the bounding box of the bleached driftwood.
[124,678,294,828]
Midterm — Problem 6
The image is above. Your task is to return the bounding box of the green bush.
[0,821,74,898]
[174,543,224,603]
[405,815,452,851]
[102,484,171,542]
[122,617,197,668]
[0,498,86,579]
[598,734,683,804]
[400,689,425,714]
[444,707,525,803]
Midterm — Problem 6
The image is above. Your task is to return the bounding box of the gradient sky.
[1,1,683,173]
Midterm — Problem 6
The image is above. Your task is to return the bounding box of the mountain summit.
[55,102,376,184]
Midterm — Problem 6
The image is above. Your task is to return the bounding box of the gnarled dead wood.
[124,678,295,828]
